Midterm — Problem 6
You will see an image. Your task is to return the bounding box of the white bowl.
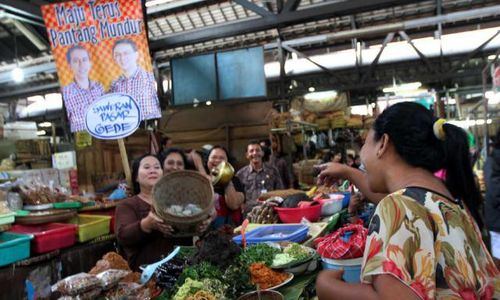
[320,198,343,216]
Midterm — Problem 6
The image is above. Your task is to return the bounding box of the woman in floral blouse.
[316,102,499,299]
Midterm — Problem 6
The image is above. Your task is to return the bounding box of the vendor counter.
[0,237,115,300]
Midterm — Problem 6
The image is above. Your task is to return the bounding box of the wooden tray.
[15,210,77,225]
[79,201,117,211]
[0,224,11,232]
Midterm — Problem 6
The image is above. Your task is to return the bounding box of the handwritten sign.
[85,93,141,139]
[52,151,77,170]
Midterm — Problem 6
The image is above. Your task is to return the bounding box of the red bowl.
[274,204,322,223]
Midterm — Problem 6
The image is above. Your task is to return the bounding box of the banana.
[306,186,318,198]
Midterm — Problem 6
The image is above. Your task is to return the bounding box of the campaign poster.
[41,0,160,133]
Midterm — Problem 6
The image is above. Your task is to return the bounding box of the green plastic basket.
[0,232,33,267]
[53,202,82,209]
[0,212,15,226]
[66,214,111,243]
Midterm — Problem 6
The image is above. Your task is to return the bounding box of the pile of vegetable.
[272,243,313,267]
[155,231,317,300]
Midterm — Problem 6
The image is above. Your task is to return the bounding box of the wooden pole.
[118,139,132,187]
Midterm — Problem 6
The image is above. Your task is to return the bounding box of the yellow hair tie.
[433,118,446,140]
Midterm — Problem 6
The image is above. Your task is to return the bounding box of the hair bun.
[433,118,447,140]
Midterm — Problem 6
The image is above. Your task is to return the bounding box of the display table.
[0,238,116,300]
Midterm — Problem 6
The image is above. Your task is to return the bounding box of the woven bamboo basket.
[152,170,214,235]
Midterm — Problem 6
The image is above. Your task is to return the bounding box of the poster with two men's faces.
[42,0,160,133]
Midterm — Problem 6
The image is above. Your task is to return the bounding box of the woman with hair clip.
[115,154,212,271]
[316,102,498,299]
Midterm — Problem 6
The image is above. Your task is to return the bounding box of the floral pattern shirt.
[361,187,499,300]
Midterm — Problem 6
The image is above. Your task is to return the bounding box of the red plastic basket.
[83,208,116,233]
[10,223,77,254]
[274,204,322,223]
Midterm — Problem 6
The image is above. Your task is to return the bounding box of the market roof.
[0,0,498,104]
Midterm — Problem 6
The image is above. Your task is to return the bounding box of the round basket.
[152,170,214,235]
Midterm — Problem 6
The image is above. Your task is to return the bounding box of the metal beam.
[146,0,206,15]
[232,0,274,17]
[282,0,301,13]
[360,32,394,84]
[0,82,59,101]
[150,0,425,50]
[281,44,345,85]
[445,30,500,76]
[264,4,500,50]
[0,1,43,20]
[11,19,48,50]
[0,62,56,84]
[399,31,437,74]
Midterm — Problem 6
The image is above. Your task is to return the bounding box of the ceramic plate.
[267,272,294,290]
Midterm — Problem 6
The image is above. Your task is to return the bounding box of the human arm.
[188,150,209,177]
[316,270,420,300]
[115,201,174,247]
[224,178,245,210]
[317,162,385,203]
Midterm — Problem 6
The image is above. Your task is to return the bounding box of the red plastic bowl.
[274,204,322,223]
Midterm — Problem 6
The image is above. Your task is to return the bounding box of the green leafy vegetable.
[222,263,254,299]
[238,243,280,267]
[284,243,310,261]
[172,278,204,300]
[178,261,224,284]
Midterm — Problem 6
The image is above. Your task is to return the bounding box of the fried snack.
[89,252,130,275]
[186,290,216,300]
[121,272,140,283]
[248,262,289,289]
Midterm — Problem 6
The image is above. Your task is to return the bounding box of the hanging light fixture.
[11,66,24,83]
[11,32,24,83]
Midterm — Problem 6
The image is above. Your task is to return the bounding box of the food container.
[10,223,77,254]
[329,192,351,208]
[53,201,82,209]
[0,232,33,267]
[65,214,111,243]
[237,290,284,300]
[321,257,363,283]
[232,224,308,245]
[318,195,343,216]
[274,204,321,223]
[284,259,318,275]
[0,212,15,226]
[152,171,214,236]
[83,208,116,233]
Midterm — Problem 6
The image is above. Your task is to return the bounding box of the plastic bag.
[96,269,131,290]
[57,288,102,300]
[104,282,151,300]
[314,223,367,259]
[52,273,101,296]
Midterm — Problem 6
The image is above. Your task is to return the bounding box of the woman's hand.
[348,192,365,214]
[140,211,174,236]
[317,162,349,186]
[197,208,216,233]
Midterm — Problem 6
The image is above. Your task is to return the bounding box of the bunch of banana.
[247,203,279,224]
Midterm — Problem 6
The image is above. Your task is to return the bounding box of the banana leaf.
[277,272,318,300]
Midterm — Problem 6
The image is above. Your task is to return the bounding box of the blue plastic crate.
[233,224,308,245]
[0,232,33,267]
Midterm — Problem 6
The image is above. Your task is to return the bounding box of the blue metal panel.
[171,53,217,105]
[217,47,267,100]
